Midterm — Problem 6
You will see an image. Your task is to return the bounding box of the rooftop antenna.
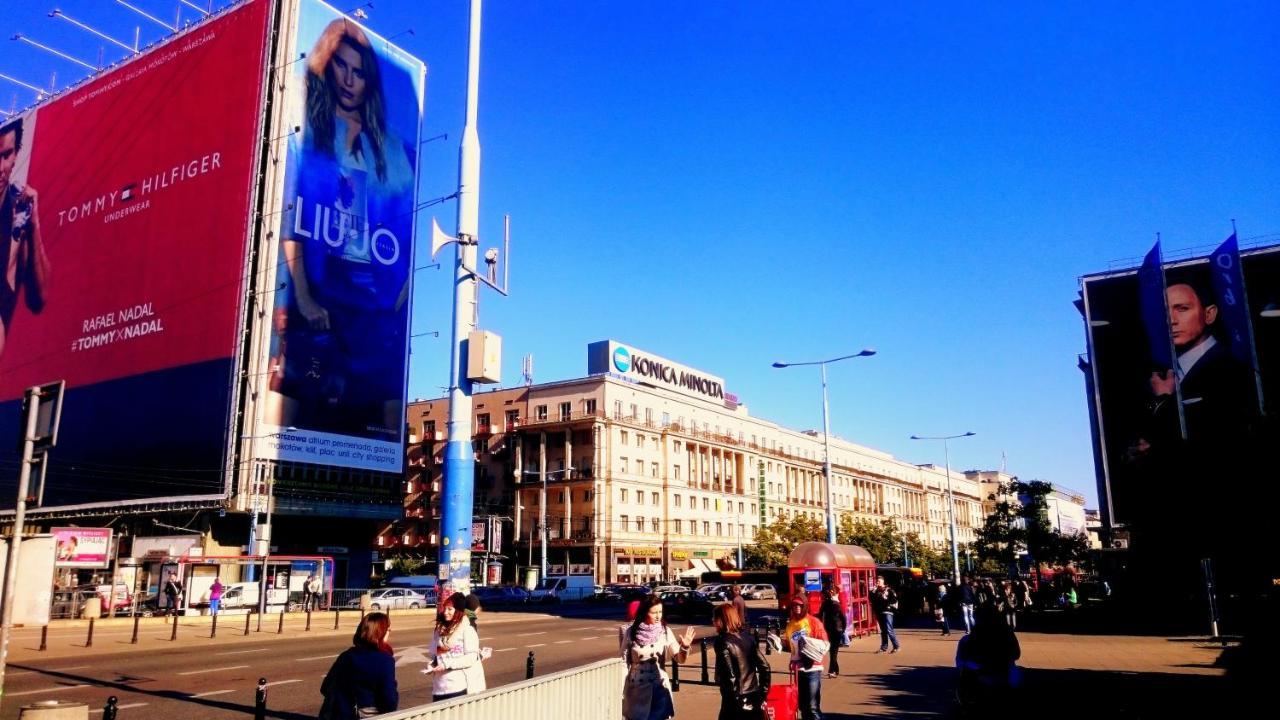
[345,2,373,20]
[11,33,99,71]
[49,10,138,55]
[522,354,534,386]
[114,0,178,33]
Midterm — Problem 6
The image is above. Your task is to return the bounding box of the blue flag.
[1208,233,1255,365]
[1137,241,1174,370]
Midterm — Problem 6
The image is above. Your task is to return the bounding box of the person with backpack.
[318,612,398,719]
[818,581,846,678]
[713,603,771,720]
[869,576,900,654]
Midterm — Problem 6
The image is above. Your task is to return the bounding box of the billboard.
[1081,245,1280,534]
[0,2,273,508]
[255,0,425,473]
[53,527,113,568]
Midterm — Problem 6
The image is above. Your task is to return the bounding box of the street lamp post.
[910,431,975,586]
[773,350,876,544]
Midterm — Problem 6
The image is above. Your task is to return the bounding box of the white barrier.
[377,657,625,720]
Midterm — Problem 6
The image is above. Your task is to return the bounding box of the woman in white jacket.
[427,593,486,701]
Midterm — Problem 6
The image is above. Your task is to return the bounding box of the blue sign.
[612,345,631,373]
[804,569,821,591]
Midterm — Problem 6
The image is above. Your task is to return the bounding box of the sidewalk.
[671,626,1234,719]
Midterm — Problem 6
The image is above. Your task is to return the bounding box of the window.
[645,408,653,425]
[585,399,597,415]
[651,463,659,479]
[651,492,659,505]
[651,517,659,532]
[702,498,709,510]
[716,522,722,536]
[535,404,548,421]
[674,441,682,453]
[620,514,629,530]
[473,437,488,454]
[674,494,682,508]
[635,516,645,532]
[637,435,646,449]
[674,519,682,534]
[620,456,628,473]
[703,521,710,535]
[674,466,681,480]
[620,431,629,446]
[613,400,623,419]
[637,492,645,505]
[423,420,436,438]
[738,501,744,514]
[662,412,670,427]
[584,490,593,501]
[635,459,644,474]
[689,519,697,535]
[621,488,629,502]
[559,402,571,421]
[558,491,565,502]
[476,413,490,432]
[505,409,519,429]
[630,403,638,419]
[750,503,756,514]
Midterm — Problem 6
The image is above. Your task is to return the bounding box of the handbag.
[799,636,829,662]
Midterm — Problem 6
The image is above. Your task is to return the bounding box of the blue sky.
[4,1,1279,505]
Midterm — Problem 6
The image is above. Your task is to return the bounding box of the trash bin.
[359,593,372,611]
[81,596,101,619]
[19,700,88,719]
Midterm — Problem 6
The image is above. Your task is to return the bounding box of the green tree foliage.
[974,479,1092,577]
[743,514,824,569]
[387,556,426,577]
[836,516,899,562]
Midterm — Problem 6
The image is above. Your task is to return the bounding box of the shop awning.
[678,558,717,578]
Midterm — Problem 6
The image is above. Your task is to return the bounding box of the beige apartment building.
[400,341,983,584]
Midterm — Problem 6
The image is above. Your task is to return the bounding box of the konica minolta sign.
[587,340,726,403]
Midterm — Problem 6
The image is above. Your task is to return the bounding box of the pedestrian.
[869,576,900,654]
[318,611,399,719]
[955,605,1022,709]
[209,577,223,616]
[957,576,977,633]
[1001,582,1018,629]
[303,574,322,611]
[622,594,695,720]
[428,593,487,700]
[465,593,481,629]
[782,593,828,720]
[713,603,770,720]
[163,572,183,618]
[818,581,846,678]
[933,582,951,636]
[730,585,748,624]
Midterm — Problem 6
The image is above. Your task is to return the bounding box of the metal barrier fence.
[375,657,626,720]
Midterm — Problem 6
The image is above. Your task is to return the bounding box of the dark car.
[660,590,714,621]
[589,584,650,603]
[471,586,528,608]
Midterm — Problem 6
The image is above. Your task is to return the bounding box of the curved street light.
[772,349,876,543]
[909,431,975,585]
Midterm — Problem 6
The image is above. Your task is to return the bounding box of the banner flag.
[1209,232,1265,413]
[1137,241,1174,370]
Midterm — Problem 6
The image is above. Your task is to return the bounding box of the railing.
[378,657,625,720]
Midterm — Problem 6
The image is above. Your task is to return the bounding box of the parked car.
[588,584,650,603]
[742,584,777,600]
[696,583,732,600]
[471,586,528,608]
[660,590,714,620]
[347,588,432,610]
[76,583,132,616]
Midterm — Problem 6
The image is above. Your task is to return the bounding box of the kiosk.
[787,542,877,638]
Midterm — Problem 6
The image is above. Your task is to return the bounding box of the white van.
[529,575,594,602]
[219,582,288,610]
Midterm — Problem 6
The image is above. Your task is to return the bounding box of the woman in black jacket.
[319,611,399,719]
[712,603,770,720]
[818,581,846,678]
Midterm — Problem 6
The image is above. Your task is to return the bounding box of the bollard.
[255,677,268,720]
[170,613,179,641]
[277,611,285,635]
[86,617,95,648]
[131,613,140,644]
[334,609,340,631]
[211,612,218,638]
[670,653,680,692]
[305,609,311,632]
[245,611,252,636]
[103,695,119,720]
[39,625,48,651]
[526,650,535,679]
[700,638,709,684]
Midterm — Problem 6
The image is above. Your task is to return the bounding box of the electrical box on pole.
[467,331,502,384]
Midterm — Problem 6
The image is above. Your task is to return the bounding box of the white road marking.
[298,654,339,661]
[266,679,303,688]
[192,689,236,698]
[554,640,572,644]
[495,648,515,652]
[217,648,269,656]
[516,631,546,637]
[582,636,601,640]
[51,665,90,671]
[91,703,148,714]
[6,684,88,697]
[177,665,250,676]
[525,643,546,648]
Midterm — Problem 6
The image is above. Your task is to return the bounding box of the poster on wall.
[52,527,113,568]
[255,0,425,473]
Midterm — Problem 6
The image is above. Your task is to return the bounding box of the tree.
[387,556,425,577]
[743,514,824,569]
[973,486,1024,573]
[837,516,899,562]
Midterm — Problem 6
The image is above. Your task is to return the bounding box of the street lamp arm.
[772,349,876,368]
[909,431,975,441]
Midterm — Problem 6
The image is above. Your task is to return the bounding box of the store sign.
[671,551,690,560]
[587,340,727,404]
[620,546,661,557]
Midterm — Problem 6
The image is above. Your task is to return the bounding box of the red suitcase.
[762,670,798,720]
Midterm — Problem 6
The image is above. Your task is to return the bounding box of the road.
[0,603,726,719]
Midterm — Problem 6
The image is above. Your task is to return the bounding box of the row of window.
[616,514,757,537]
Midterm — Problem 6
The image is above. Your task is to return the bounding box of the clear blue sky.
[5,1,1279,506]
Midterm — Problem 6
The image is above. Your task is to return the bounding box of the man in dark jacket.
[957,576,978,633]
[869,576,900,653]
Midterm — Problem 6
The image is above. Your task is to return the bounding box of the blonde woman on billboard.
[269,16,414,438]
[1,117,50,359]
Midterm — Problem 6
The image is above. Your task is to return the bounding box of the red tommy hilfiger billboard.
[0,1,272,508]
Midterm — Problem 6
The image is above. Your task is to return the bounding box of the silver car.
[350,588,431,610]
[742,584,777,600]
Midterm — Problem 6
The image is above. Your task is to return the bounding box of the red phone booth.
[786,542,877,639]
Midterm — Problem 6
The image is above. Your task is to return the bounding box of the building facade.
[400,341,984,584]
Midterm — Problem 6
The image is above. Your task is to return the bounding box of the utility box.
[467,330,502,384]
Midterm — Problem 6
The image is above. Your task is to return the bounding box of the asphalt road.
[0,604,728,719]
